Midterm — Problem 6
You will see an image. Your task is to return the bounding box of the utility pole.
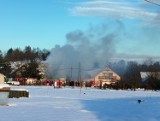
[78,63,81,85]
[78,63,82,93]
[70,65,72,87]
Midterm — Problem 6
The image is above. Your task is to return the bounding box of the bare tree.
[123,61,141,90]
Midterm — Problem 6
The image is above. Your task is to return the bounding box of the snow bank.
[0,84,10,89]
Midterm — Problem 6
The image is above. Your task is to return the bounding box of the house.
[140,72,160,90]
[90,67,121,87]
[140,72,160,85]
[11,64,28,77]
[26,78,37,85]
[0,73,6,84]
[140,72,160,81]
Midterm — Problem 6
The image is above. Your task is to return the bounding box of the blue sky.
[0,0,160,59]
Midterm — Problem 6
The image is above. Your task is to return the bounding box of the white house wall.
[94,68,121,86]
[0,74,6,84]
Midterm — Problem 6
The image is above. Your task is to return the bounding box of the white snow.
[0,92,9,105]
[0,86,160,121]
[0,84,10,89]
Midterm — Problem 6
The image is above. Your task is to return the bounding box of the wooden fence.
[9,90,29,98]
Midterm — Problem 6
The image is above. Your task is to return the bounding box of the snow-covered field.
[1,86,160,121]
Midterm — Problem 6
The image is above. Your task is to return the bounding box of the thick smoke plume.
[46,22,122,79]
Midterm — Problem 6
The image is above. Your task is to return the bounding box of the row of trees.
[0,46,50,79]
[108,59,160,90]
[2,46,50,62]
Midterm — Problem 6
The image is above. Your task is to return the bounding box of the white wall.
[0,74,5,84]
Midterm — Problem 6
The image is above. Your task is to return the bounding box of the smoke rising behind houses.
[46,22,123,79]
[45,12,160,79]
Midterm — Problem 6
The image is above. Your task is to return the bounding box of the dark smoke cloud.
[46,22,122,79]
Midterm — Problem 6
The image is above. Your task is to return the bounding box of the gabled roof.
[86,67,120,78]
[0,73,6,78]
[86,68,102,78]
[141,77,156,83]
[11,64,29,76]
[140,72,160,80]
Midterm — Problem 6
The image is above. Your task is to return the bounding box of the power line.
[144,0,160,6]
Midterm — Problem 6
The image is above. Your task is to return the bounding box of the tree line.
[0,46,160,91]
[108,59,160,90]
[0,46,50,79]
[2,46,50,62]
